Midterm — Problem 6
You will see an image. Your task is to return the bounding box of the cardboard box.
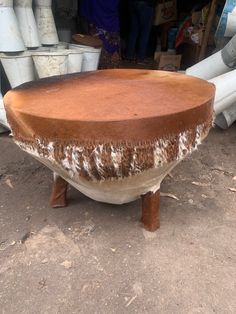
[158,54,182,71]
[154,52,182,72]
[154,51,175,63]
[154,0,177,26]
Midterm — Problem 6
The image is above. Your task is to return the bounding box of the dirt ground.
[0,124,236,314]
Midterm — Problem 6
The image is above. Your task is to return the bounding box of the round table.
[4,69,215,231]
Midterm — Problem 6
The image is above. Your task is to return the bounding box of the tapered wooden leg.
[50,173,68,208]
[141,190,160,232]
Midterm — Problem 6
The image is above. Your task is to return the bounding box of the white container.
[0,51,35,88]
[32,51,68,78]
[35,0,59,45]
[69,44,101,72]
[0,0,25,52]
[14,0,41,48]
[82,49,101,72]
[67,49,83,73]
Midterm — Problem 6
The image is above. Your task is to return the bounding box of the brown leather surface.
[4,69,215,143]
[72,34,103,48]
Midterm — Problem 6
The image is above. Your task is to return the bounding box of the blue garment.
[81,0,120,32]
[126,1,154,60]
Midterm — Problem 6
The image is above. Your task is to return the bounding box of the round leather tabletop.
[4,69,215,142]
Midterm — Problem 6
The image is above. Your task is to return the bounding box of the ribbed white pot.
[69,44,101,72]
[67,49,83,73]
[32,51,68,78]
[35,0,59,45]
[0,0,25,52]
[0,51,35,88]
[14,0,41,48]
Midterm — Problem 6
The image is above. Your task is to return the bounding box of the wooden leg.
[50,173,68,208]
[141,190,160,232]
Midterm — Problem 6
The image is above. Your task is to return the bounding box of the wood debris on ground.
[126,295,137,307]
[192,181,210,187]
[160,192,179,201]
[5,178,14,189]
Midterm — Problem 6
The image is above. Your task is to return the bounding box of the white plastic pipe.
[209,68,236,115]
[0,51,35,88]
[0,0,25,52]
[215,103,236,129]
[35,0,59,45]
[186,34,236,80]
[14,0,41,48]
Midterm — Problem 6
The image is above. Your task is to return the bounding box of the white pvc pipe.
[0,51,35,88]
[186,51,231,80]
[215,103,236,129]
[214,92,236,115]
[186,34,236,80]
[209,68,236,115]
[14,0,41,48]
[0,0,25,52]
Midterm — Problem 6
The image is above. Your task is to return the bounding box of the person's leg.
[137,3,154,61]
[126,3,139,60]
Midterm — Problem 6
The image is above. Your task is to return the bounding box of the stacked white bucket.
[0,0,101,132]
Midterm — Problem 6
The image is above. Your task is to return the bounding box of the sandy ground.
[0,125,236,314]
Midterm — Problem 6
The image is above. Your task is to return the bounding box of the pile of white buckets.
[0,44,101,86]
[0,0,101,132]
